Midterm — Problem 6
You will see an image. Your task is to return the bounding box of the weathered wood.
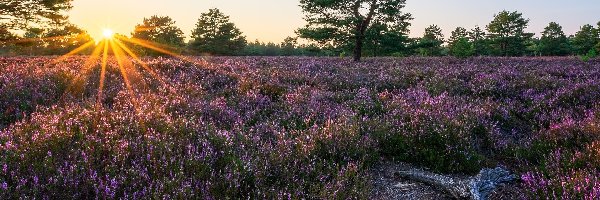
[395,167,516,200]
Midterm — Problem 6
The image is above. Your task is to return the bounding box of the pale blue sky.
[69,0,600,42]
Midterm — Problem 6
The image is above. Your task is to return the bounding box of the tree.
[363,22,411,56]
[469,26,488,56]
[43,24,93,55]
[525,37,541,56]
[189,8,246,55]
[0,24,19,54]
[451,38,474,58]
[0,24,16,41]
[281,36,298,56]
[297,0,412,61]
[571,24,598,55]
[416,25,444,56]
[486,11,533,56]
[0,0,73,29]
[131,15,185,55]
[448,27,470,56]
[596,22,600,53]
[538,22,570,56]
[596,22,600,51]
[19,27,45,55]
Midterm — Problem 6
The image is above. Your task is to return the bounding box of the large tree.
[571,24,598,55]
[0,24,17,42]
[469,26,488,56]
[189,8,246,55]
[416,25,444,56]
[486,10,533,56]
[0,24,18,54]
[0,0,72,29]
[131,15,185,55]
[363,21,411,56]
[448,27,471,56]
[43,24,93,55]
[297,0,412,61]
[18,27,45,55]
[538,22,570,56]
[281,36,298,56]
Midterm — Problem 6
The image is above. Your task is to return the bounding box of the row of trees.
[443,12,600,58]
[1,0,599,60]
[129,9,344,57]
[296,0,600,60]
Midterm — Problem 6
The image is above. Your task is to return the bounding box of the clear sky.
[68,0,600,42]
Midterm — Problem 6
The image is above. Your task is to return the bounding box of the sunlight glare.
[102,29,114,39]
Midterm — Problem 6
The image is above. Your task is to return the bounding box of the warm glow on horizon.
[68,0,599,42]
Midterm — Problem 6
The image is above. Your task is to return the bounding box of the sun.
[102,29,114,39]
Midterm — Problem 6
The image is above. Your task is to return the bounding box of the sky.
[68,0,600,42]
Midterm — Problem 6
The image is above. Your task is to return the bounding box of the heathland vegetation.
[2,0,600,199]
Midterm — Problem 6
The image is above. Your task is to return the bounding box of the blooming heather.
[0,56,599,198]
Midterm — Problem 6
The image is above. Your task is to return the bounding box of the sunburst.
[102,29,115,39]
[42,28,246,119]
[44,29,184,113]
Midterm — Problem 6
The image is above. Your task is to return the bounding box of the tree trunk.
[395,167,517,200]
[353,34,364,62]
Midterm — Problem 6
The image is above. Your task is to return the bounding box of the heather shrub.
[521,111,600,199]
[579,49,597,62]
[2,56,600,198]
[0,67,75,127]
[348,88,386,118]
[377,89,495,174]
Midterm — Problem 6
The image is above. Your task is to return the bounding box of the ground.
[1,56,599,199]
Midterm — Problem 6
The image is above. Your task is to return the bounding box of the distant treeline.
[1,0,599,60]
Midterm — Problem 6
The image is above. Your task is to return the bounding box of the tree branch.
[395,167,517,200]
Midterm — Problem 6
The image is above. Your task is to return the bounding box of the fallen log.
[395,167,517,200]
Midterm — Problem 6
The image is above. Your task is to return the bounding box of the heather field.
[2,56,600,199]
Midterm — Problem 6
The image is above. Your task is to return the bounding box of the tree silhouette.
[297,0,412,61]
[132,15,186,55]
[448,27,471,57]
[486,11,533,56]
[417,25,444,56]
[469,26,488,56]
[189,8,246,55]
[539,22,570,56]
[571,24,598,55]
[0,0,73,28]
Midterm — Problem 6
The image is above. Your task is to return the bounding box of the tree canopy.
[297,0,412,61]
[486,10,533,56]
[188,8,247,55]
[416,24,444,56]
[539,22,570,56]
[571,24,598,55]
[448,27,470,57]
[469,26,488,56]
[0,0,73,28]
[131,15,186,55]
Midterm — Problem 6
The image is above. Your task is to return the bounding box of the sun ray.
[110,39,141,115]
[96,40,110,110]
[117,36,242,81]
[116,36,181,57]
[113,39,174,92]
[109,39,151,132]
[59,40,105,102]
[49,40,96,65]
[1,34,84,44]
